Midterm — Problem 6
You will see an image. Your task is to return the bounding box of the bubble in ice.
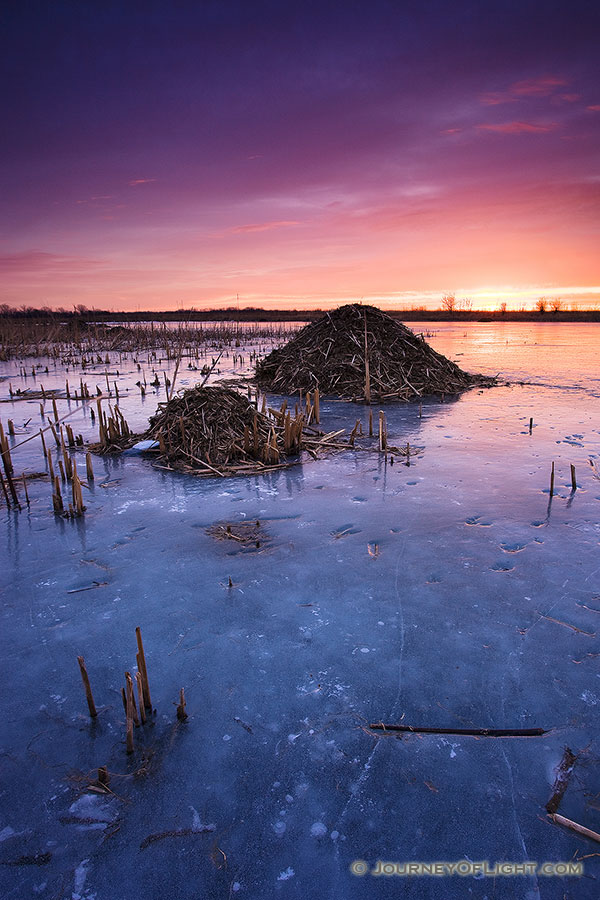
[310,822,327,837]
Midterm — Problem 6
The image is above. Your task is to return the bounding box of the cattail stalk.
[135,627,152,710]
[77,655,97,718]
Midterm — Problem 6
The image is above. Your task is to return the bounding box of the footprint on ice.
[500,542,526,553]
[331,524,361,539]
[491,562,514,572]
[465,516,492,527]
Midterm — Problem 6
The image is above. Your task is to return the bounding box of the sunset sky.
[2,0,599,311]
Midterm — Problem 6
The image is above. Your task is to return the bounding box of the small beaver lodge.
[143,385,348,476]
[256,303,495,402]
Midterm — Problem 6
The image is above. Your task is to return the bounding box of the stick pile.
[144,385,301,475]
[256,303,495,401]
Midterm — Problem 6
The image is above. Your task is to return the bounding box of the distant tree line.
[1,301,598,323]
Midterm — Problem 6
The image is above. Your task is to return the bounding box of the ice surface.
[0,322,599,898]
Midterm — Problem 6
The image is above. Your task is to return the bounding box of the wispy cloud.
[128,178,156,186]
[0,250,104,273]
[477,121,559,135]
[227,220,301,235]
[76,195,114,204]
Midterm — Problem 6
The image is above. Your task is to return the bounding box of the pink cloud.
[128,178,156,186]
[480,75,568,106]
[441,127,462,135]
[477,121,559,135]
[511,76,567,96]
[479,91,518,106]
[587,104,600,112]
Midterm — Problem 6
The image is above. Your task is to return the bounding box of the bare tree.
[536,298,547,313]
[550,298,562,312]
[498,302,507,314]
[441,293,456,312]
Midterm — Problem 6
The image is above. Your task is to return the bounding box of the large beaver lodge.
[256,303,495,402]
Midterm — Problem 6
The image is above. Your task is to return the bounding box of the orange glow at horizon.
[2,5,598,315]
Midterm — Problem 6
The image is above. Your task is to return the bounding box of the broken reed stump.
[136,626,152,710]
[71,460,85,515]
[125,672,140,726]
[125,677,135,754]
[0,470,10,508]
[21,473,30,506]
[136,672,146,724]
[176,688,188,721]
[570,464,577,492]
[550,461,555,497]
[77,656,97,718]
[52,475,64,513]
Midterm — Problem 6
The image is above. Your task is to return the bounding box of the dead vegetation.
[207,520,270,552]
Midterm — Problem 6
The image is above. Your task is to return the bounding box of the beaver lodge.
[256,303,495,402]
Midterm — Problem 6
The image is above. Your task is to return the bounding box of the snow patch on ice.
[72,858,90,899]
[581,691,598,705]
[69,795,116,824]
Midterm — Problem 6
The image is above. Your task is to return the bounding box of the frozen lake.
[1,321,599,899]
